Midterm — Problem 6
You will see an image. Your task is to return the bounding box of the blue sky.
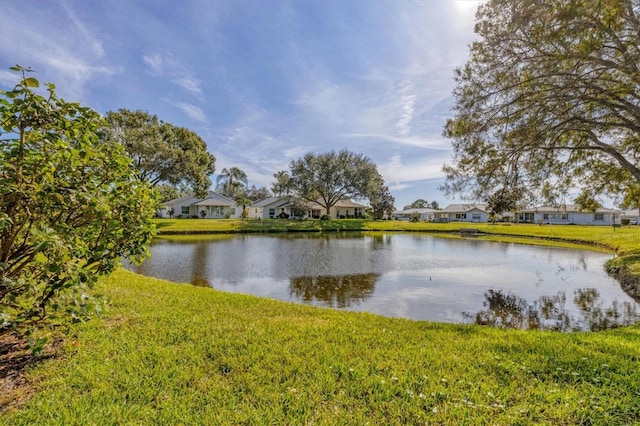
[1,0,483,209]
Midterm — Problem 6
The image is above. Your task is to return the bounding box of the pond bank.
[4,268,640,424]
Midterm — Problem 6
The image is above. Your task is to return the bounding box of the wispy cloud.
[339,133,451,150]
[174,102,208,124]
[0,2,118,101]
[142,54,163,74]
[396,81,416,137]
[0,70,18,86]
[0,0,483,207]
[173,77,202,95]
[142,53,203,98]
[379,155,447,187]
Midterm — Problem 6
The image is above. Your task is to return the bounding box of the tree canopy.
[245,185,271,201]
[367,177,395,220]
[0,68,156,334]
[101,109,215,198]
[443,0,640,205]
[288,150,381,215]
[404,199,429,210]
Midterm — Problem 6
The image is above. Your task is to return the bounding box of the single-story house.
[248,196,296,219]
[621,208,640,224]
[392,208,438,221]
[514,205,619,225]
[307,199,367,219]
[160,191,242,219]
[437,204,489,223]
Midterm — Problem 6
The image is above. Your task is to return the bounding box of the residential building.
[248,196,296,219]
[307,199,367,219]
[160,191,242,219]
[515,205,619,225]
[392,208,438,221]
[438,204,489,223]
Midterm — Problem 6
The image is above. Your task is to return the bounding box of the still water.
[126,232,640,331]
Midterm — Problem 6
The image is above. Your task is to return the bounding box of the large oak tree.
[288,150,382,215]
[101,109,215,198]
[443,0,640,205]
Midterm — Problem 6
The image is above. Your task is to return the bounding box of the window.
[181,206,190,215]
[544,213,568,220]
[269,208,275,217]
[472,213,481,221]
[455,213,467,219]
[594,213,604,221]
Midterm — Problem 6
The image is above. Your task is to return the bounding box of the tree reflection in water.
[466,288,640,331]
[289,273,379,308]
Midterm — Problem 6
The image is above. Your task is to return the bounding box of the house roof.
[441,203,487,213]
[162,195,200,207]
[251,196,292,208]
[393,208,438,215]
[162,191,236,207]
[622,208,640,216]
[191,192,236,207]
[332,199,368,208]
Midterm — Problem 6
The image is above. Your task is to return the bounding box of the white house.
[307,199,367,219]
[621,208,640,224]
[248,196,296,219]
[160,191,242,219]
[515,205,619,225]
[438,204,489,223]
[392,208,438,221]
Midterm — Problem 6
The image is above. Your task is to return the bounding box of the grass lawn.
[2,220,640,424]
[3,269,640,425]
[156,218,640,253]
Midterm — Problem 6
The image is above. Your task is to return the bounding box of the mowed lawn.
[156,218,640,253]
[3,221,640,424]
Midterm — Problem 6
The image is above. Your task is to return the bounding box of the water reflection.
[124,233,640,331]
[289,273,379,308]
[466,288,640,331]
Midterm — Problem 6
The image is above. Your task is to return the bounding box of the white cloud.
[379,155,447,187]
[174,102,208,124]
[0,70,18,86]
[62,2,105,58]
[396,81,416,137]
[143,53,203,98]
[339,133,451,150]
[143,54,164,74]
[0,2,118,101]
[173,77,202,95]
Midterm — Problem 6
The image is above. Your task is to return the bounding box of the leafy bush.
[0,67,157,335]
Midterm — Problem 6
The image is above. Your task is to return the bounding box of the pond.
[125,232,640,331]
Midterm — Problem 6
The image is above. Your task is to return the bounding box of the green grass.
[3,268,640,425]
[4,221,640,424]
[156,218,640,253]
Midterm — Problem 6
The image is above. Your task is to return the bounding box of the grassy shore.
[3,269,640,425]
[155,217,640,253]
[3,220,640,424]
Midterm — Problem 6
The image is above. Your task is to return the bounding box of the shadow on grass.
[0,333,59,414]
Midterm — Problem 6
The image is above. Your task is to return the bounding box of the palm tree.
[216,167,248,197]
[271,170,291,196]
[233,193,253,220]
